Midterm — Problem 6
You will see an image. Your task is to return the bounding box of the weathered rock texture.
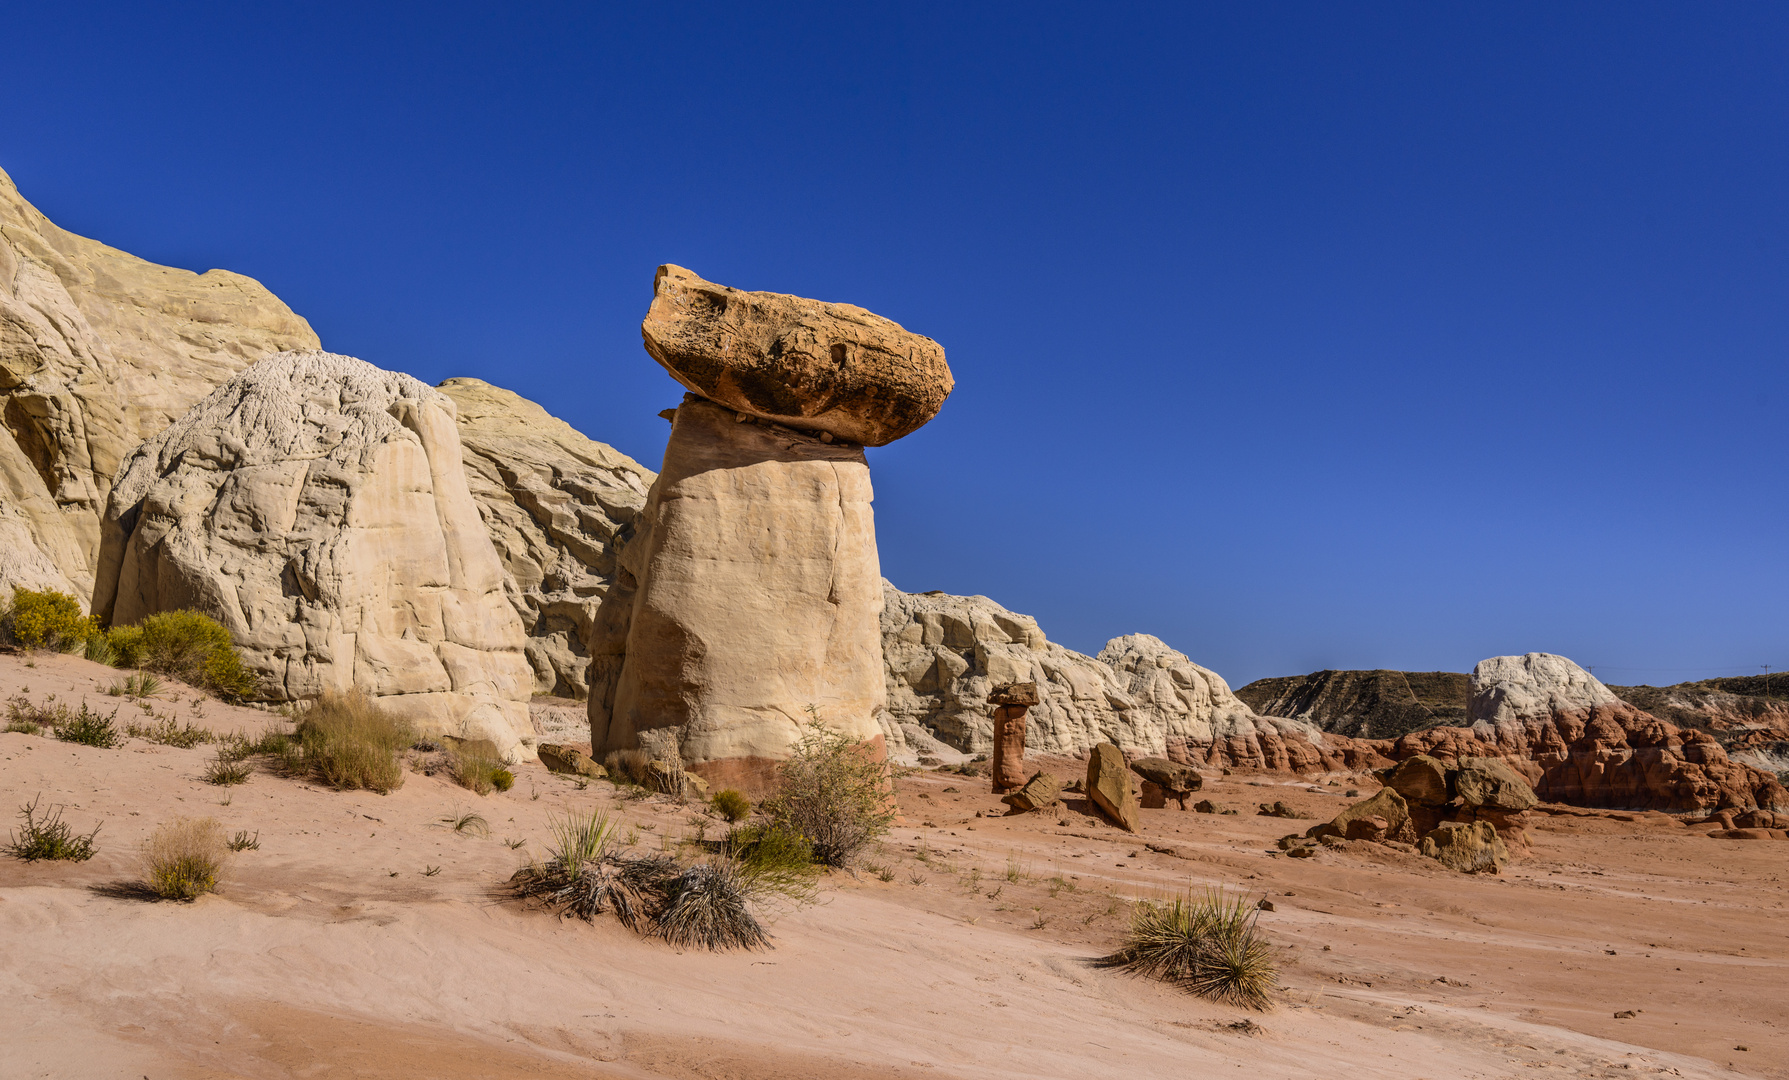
[93,351,535,757]
[0,166,319,602]
[437,378,654,699]
[595,395,886,790]
[640,265,952,447]
[879,584,1383,772]
[1390,654,1787,813]
[1234,669,1470,740]
[1608,677,1789,777]
[1086,743,1138,832]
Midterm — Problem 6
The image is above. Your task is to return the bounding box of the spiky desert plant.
[655,859,769,951]
[142,817,227,900]
[1100,888,1277,1010]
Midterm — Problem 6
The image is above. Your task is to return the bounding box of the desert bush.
[288,691,411,793]
[4,694,45,734]
[5,795,100,861]
[490,767,515,792]
[53,703,122,748]
[4,589,96,651]
[202,748,253,785]
[449,747,500,795]
[1099,888,1278,1010]
[111,610,257,699]
[760,718,894,868]
[227,830,259,852]
[142,817,227,900]
[710,788,751,822]
[655,860,769,951]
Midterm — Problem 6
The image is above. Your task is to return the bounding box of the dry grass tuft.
[289,691,411,793]
[1099,888,1278,1010]
[655,860,769,951]
[142,817,227,900]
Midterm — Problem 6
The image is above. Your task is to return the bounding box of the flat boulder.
[1454,756,1538,811]
[1308,787,1412,844]
[537,743,607,780]
[1085,743,1139,832]
[1130,756,1203,794]
[1001,771,1062,813]
[1419,820,1508,874]
[640,265,952,447]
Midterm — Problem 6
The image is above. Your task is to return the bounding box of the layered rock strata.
[640,265,952,447]
[595,394,887,790]
[0,166,318,601]
[438,377,655,698]
[1391,654,1787,813]
[94,351,536,757]
[1233,669,1470,739]
[879,584,1382,772]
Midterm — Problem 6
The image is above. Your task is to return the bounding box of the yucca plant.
[1100,888,1278,1010]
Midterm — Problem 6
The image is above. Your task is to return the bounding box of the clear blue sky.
[6,3,1785,687]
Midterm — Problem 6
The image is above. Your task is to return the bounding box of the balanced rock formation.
[94,351,535,757]
[595,392,890,789]
[438,377,655,698]
[1391,653,1787,813]
[0,166,318,602]
[640,265,951,447]
[880,584,1384,772]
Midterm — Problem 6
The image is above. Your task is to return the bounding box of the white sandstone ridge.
[880,583,1370,771]
[92,351,536,759]
[0,165,318,604]
[438,377,655,699]
[1467,652,1621,732]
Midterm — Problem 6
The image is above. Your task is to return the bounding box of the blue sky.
[6,2,1785,687]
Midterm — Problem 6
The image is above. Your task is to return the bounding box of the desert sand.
[1,649,1783,1080]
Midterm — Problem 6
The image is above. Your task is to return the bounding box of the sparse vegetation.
[490,767,515,792]
[1100,888,1278,1010]
[720,823,818,902]
[710,788,752,822]
[53,702,123,748]
[108,671,164,700]
[227,830,260,852]
[448,744,509,796]
[286,691,410,793]
[142,817,227,900]
[656,860,770,951]
[442,808,490,837]
[5,796,100,861]
[82,632,118,666]
[202,748,253,785]
[125,713,209,747]
[4,589,97,651]
[760,716,895,868]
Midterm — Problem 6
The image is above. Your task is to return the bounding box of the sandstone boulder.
[1454,756,1538,811]
[1130,756,1203,798]
[93,351,536,758]
[1307,787,1413,845]
[437,378,655,699]
[595,395,885,791]
[1086,742,1138,831]
[1419,820,1508,874]
[1001,771,1062,813]
[1392,653,1788,813]
[640,265,952,447]
[0,167,319,602]
[538,743,607,780]
[1382,755,1451,807]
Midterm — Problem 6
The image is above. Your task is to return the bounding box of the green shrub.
[6,589,95,651]
[1099,888,1278,1010]
[142,817,226,900]
[288,691,411,793]
[202,748,253,785]
[125,714,211,748]
[721,822,817,902]
[711,788,752,822]
[109,610,257,699]
[760,717,895,868]
[83,632,117,666]
[490,767,515,792]
[5,796,100,861]
[53,703,122,748]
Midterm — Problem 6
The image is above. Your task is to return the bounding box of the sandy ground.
[0,650,1784,1079]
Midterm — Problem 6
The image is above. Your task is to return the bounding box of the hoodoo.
[594,268,952,790]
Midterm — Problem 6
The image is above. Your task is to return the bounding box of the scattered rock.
[1257,898,1275,911]
[1194,799,1224,814]
[537,743,607,780]
[1418,820,1508,874]
[1130,756,1203,809]
[1257,801,1304,819]
[1614,1010,1637,1019]
[1001,771,1062,813]
[1085,742,1139,832]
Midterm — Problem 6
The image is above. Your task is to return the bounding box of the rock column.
[988,681,1038,791]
